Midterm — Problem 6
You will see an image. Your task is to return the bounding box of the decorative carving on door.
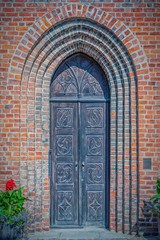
[87,136,103,156]
[52,72,78,96]
[50,53,109,227]
[57,192,73,221]
[57,164,73,184]
[87,192,103,221]
[87,164,103,184]
[50,54,109,98]
[86,108,103,128]
[56,136,72,156]
[56,108,73,128]
[81,73,104,96]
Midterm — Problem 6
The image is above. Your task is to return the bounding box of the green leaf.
[8,190,13,196]
[150,194,160,200]
[8,204,11,214]
[3,198,9,204]
[155,203,160,206]
[156,179,160,194]
[18,187,23,199]
[0,192,3,197]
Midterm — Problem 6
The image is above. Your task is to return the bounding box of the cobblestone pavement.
[28,227,160,240]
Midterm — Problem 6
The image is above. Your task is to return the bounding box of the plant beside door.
[0,179,30,240]
[145,179,160,236]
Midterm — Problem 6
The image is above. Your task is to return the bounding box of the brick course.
[0,0,160,236]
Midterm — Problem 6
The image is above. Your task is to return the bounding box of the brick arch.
[8,4,150,234]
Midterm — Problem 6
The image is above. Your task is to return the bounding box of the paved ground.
[28,227,160,240]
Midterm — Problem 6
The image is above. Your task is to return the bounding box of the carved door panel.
[51,102,78,225]
[81,103,106,226]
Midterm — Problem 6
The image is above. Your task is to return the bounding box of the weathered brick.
[0,1,159,237]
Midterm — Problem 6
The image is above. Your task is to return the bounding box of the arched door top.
[50,52,110,227]
[50,53,110,101]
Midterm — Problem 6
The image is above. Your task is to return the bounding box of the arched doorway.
[50,53,110,228]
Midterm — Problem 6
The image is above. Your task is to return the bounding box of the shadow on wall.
[138,201,159,237]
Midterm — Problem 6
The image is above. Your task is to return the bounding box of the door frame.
[50,97,110,229]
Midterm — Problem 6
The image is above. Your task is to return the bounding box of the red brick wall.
[0,0,160,236]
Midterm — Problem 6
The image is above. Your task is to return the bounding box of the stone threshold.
[28,227,157,240]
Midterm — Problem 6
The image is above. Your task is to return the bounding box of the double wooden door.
[51,101,107,227]
[50,53,109,227]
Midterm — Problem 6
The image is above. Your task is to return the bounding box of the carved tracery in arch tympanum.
[50,53,109,98]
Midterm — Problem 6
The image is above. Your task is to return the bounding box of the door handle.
[75,162,78,167]
[82,162,85,167]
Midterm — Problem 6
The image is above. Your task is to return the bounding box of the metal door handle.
[82,162,85,167]
[75,162,78,167]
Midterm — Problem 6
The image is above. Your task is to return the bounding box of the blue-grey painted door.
[51,102,79,225]
[50,53,109,227]
[81,102,106,226]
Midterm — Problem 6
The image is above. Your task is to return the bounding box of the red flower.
[6,179,16,191]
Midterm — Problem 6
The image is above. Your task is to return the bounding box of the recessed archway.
[8,4,150,234]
